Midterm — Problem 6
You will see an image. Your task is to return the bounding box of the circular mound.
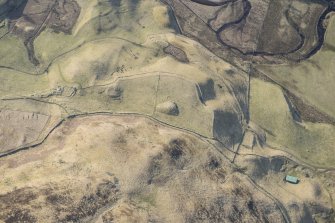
[105,84,123,100]
[156,101,179,116]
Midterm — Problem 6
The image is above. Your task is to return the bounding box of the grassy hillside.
[256,14,335,119]
[250,78,335,168]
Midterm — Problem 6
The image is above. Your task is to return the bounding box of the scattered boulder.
[156,101,179,116]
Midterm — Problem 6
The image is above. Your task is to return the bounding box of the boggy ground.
[0,115,314,222]
[164,0,334,64]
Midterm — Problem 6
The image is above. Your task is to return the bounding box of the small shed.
[285,175,299,184]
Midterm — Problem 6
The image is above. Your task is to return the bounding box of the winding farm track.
[0,1,334,222]
[187,0,335,61]
[0,0,332,172]
[0,1,333,171]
